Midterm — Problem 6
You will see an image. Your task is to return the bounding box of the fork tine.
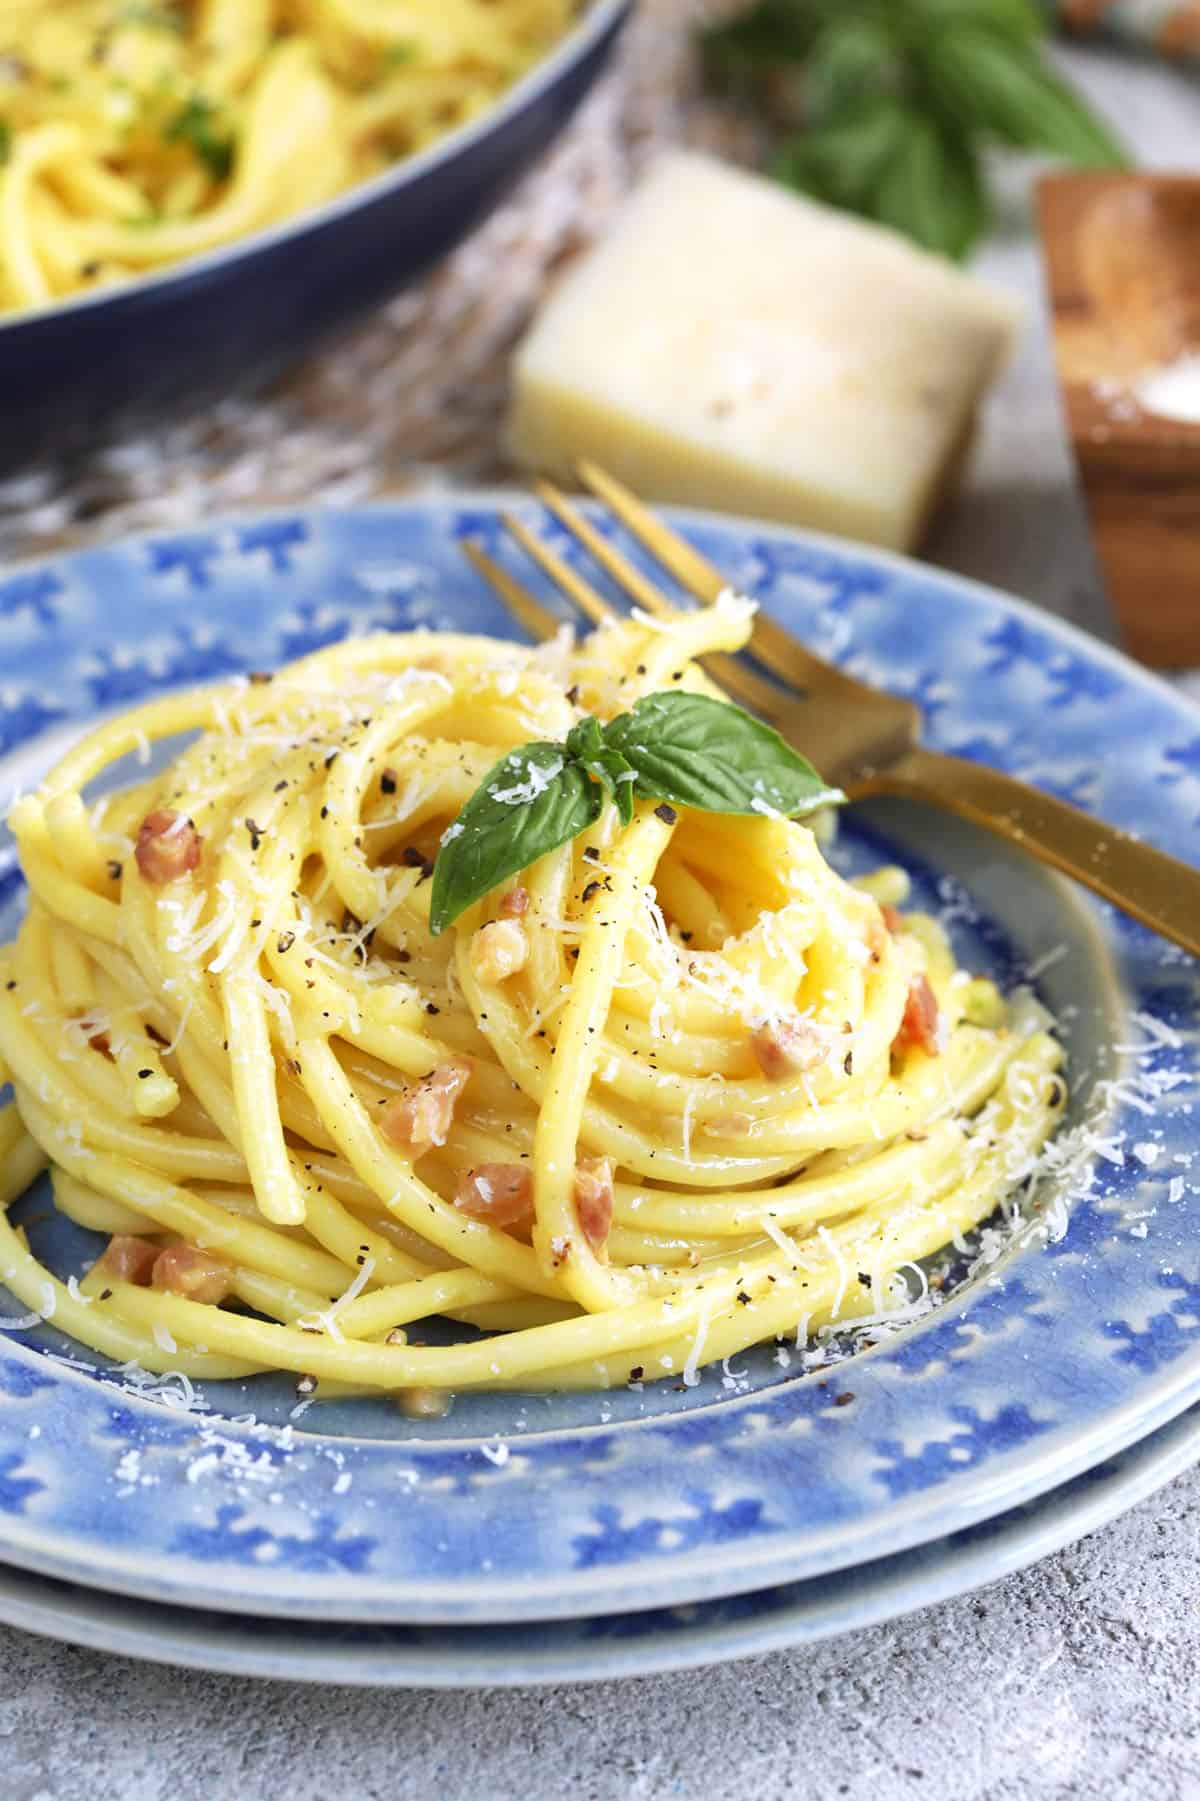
[461,539,560,642]
[531,478,787,718]
[574,461,867,700]
[533,478,675,620]
[473,515,791,727]
[501,512,616,630]
[575,460,726,604]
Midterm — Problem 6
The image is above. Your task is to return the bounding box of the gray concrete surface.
[1,42,1199,1801]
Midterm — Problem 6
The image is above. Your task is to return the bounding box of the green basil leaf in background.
[0,120,10,166]
[805,15,902,124]
[772,98,912,211]
[700,0,843,79]
[565,716,637,826]
[699,0,1130,261]
[603,692,845,820]
[429,743,602,934]
[905,0,1043,44]
[870,110,989,260]
[927,25,1127,164]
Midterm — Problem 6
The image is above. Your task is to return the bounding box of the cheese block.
[505,152,1020,551]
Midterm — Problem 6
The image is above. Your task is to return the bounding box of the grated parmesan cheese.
[490,758,563,806]
[817,1225,849,1319]
[681,1297,713,1388]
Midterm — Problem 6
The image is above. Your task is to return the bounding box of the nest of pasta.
[0,600,1066,1400]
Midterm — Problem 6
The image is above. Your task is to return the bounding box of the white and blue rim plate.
[0,496,1197,1625]
[1,1401,1196,1687]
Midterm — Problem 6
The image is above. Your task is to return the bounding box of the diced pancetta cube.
[750,1018,818,1081]
[151,1245,233,1305]
[454,1162,534,1227]
[380,1060,472,1155]
[134,810,201,884]
[100,1234,157,1285]
[893,973,941,1056]
[469,919,528,982]
[574,1155,614,1255]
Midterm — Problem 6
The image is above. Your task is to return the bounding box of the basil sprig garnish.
[429,691,843,934]
[701,0,1126,262]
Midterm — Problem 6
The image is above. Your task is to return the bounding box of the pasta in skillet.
[0,0,578,314]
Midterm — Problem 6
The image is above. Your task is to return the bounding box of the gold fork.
[462,462,1200,959]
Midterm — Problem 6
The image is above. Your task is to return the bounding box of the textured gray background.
[2,43,1200,1801]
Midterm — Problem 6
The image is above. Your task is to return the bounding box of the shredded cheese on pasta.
[0,604,1067,1397]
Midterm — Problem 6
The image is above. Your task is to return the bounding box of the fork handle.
[847,745,1200,959]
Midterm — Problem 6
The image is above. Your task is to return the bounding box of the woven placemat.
[0,1,758,566]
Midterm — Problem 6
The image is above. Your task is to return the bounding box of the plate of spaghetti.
[0,497,1197,1634]
[0,1,628,463]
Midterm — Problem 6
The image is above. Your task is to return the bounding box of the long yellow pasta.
[0,604,1067,1398]
[0,1,580,315]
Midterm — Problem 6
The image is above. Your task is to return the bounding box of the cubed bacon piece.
[100,1234,157,1285]
[151,1245,233,1305]
[455,1162,534,1227]
[469,919,528,982]
[396,1387,450,1419]
[750,1018,819,1081]
[574,1155,614,1255]
[135,810,202,885]
[703,1111,756,1139]
[893,973,941,1056]
[380,1060,472,1155]
[499,885,530,918]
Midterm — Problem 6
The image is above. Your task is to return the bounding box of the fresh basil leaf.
[927,26,1127,164]
[907,0,1043,43]
[607,761,636,827]
[698,0,1125,260]
[564,716,604,762]
[700,0,841,78]
[429,744,601,934]
[870,112,989,260]
[0,120,10,167]
[565,717,636,826]
[584,747,636,826]
[772,99,912,211]
[603,692,844,820]
[805,16,901,125]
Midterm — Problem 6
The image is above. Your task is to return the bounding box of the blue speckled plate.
[0,498,1198,1625]
[0,1401,1196,1685]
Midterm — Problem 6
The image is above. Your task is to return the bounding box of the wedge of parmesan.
[505,152,1020,552]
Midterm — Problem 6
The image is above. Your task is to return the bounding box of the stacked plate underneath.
[1,500,1198,1683]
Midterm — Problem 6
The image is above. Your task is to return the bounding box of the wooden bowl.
[1038,171,1200,667]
